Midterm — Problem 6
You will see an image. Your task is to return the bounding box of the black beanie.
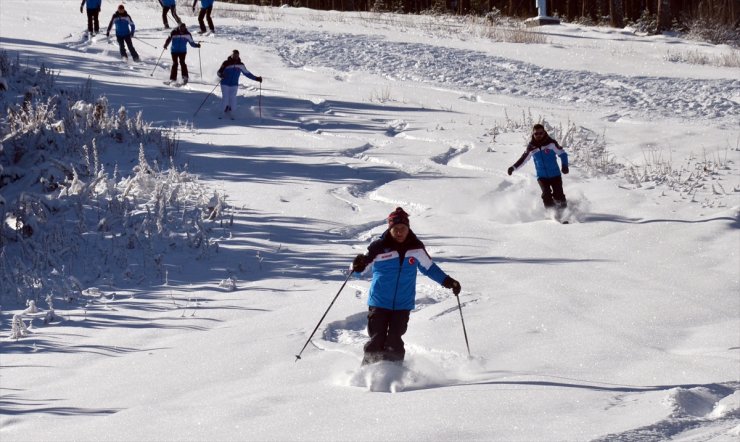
[387,207,410,228]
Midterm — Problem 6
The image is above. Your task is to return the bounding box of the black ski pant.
[362,307,410,365]
[162,6,181,28]
[198,7,214,32]
[116,35,139,60]
[170,52,188,81]
[86,8,100,33]
[537,176,567,209]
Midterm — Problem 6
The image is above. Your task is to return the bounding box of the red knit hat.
[387,207,410,228]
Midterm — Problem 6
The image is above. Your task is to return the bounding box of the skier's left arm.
[553,141,569,173]
[415,249,461,295]
[239,64,262,83]
[187,34,200,48]
[129,18,136,37]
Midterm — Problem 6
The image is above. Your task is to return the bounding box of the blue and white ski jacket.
[83,0,102,10]
[217,57,259,86]
[161,0,177,7]
[511,135,568,179]
[107,12,135,37]
[164,29,198,53]
[356,230,449,311]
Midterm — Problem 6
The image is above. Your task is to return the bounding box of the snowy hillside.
[1,1,738,441]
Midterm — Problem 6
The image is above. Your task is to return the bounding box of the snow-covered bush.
[0,57,230,310]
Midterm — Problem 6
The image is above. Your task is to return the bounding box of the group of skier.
[350,125,569,366]
[80,2,570,370]
[79,1,262,117]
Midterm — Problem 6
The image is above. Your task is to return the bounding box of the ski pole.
[133,36,157,49]
[295,271,352,362]
[193,82,219,117]
[150,48,166,77]
[456,295,471,357]
[198,44,203,79]
[259,82,262,122]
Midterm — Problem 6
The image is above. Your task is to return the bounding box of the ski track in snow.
[225,25,740,123]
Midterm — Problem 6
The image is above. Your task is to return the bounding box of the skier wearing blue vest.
[163,23,201,85]
[217,50,262,119]
[508,123,569,210]
[158,0,182,29]
[192,0,216,34]
[106,4,140,62]
[80,0,103,35]
[351,207,462,366]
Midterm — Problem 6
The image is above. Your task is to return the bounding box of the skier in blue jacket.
[158,0,182,29]
[106,4,140,62]
[508,123,569,210]
[192,0,216,34]
[217,50,262,118]
[351,207,461,366]
[163,23,201,85]
[80,0,103,35]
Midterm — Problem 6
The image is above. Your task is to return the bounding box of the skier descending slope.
[163,23,201,86]
[216,50,262,119]
[351,207,462,366]
[79,0,103,36]
[507,123,570,222]
[106,4,140,62]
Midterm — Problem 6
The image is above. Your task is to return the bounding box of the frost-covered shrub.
[0,60,230,308]
[684,17,740,47]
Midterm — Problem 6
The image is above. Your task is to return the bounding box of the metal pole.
[295,271,352,362]
[150,48,166,77]
[456,295,471,357]
[133,36,157,48]
[198,45,203,79]
[193,83,219,117]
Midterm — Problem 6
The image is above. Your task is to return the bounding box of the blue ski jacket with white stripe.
[356,230,449,311]
[107,12,135,37]
[164,29,198,53]
[217,57,259,86]
[511,135,568,179]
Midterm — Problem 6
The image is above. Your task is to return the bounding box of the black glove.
[257,76,263,83]
[196,43,201,48]
[192,7,196,12]
[130,32,135,38]
[106,32,110,38]
[442,276,461,296]
[80,6,84,13]
[561,165,569,174]
[352,254,367,273]
[507,166,514,176]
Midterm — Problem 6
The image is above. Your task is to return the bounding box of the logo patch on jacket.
[408,257,416,265]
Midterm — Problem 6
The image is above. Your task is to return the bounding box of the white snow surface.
[1,1,739,441]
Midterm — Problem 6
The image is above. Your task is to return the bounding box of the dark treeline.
[222,0,739,30]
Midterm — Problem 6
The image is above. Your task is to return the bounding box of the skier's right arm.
[164,35,172,49]
[106,17,114,36]
[192,0,198,12]
[352,254,369,273]
[508,148,533,175]
[80,0,86,13]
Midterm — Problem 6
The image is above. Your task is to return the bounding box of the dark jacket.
[360,230,448,311]
[107,12,136,37]
[217,56,259,86]
[511,135,569,179]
